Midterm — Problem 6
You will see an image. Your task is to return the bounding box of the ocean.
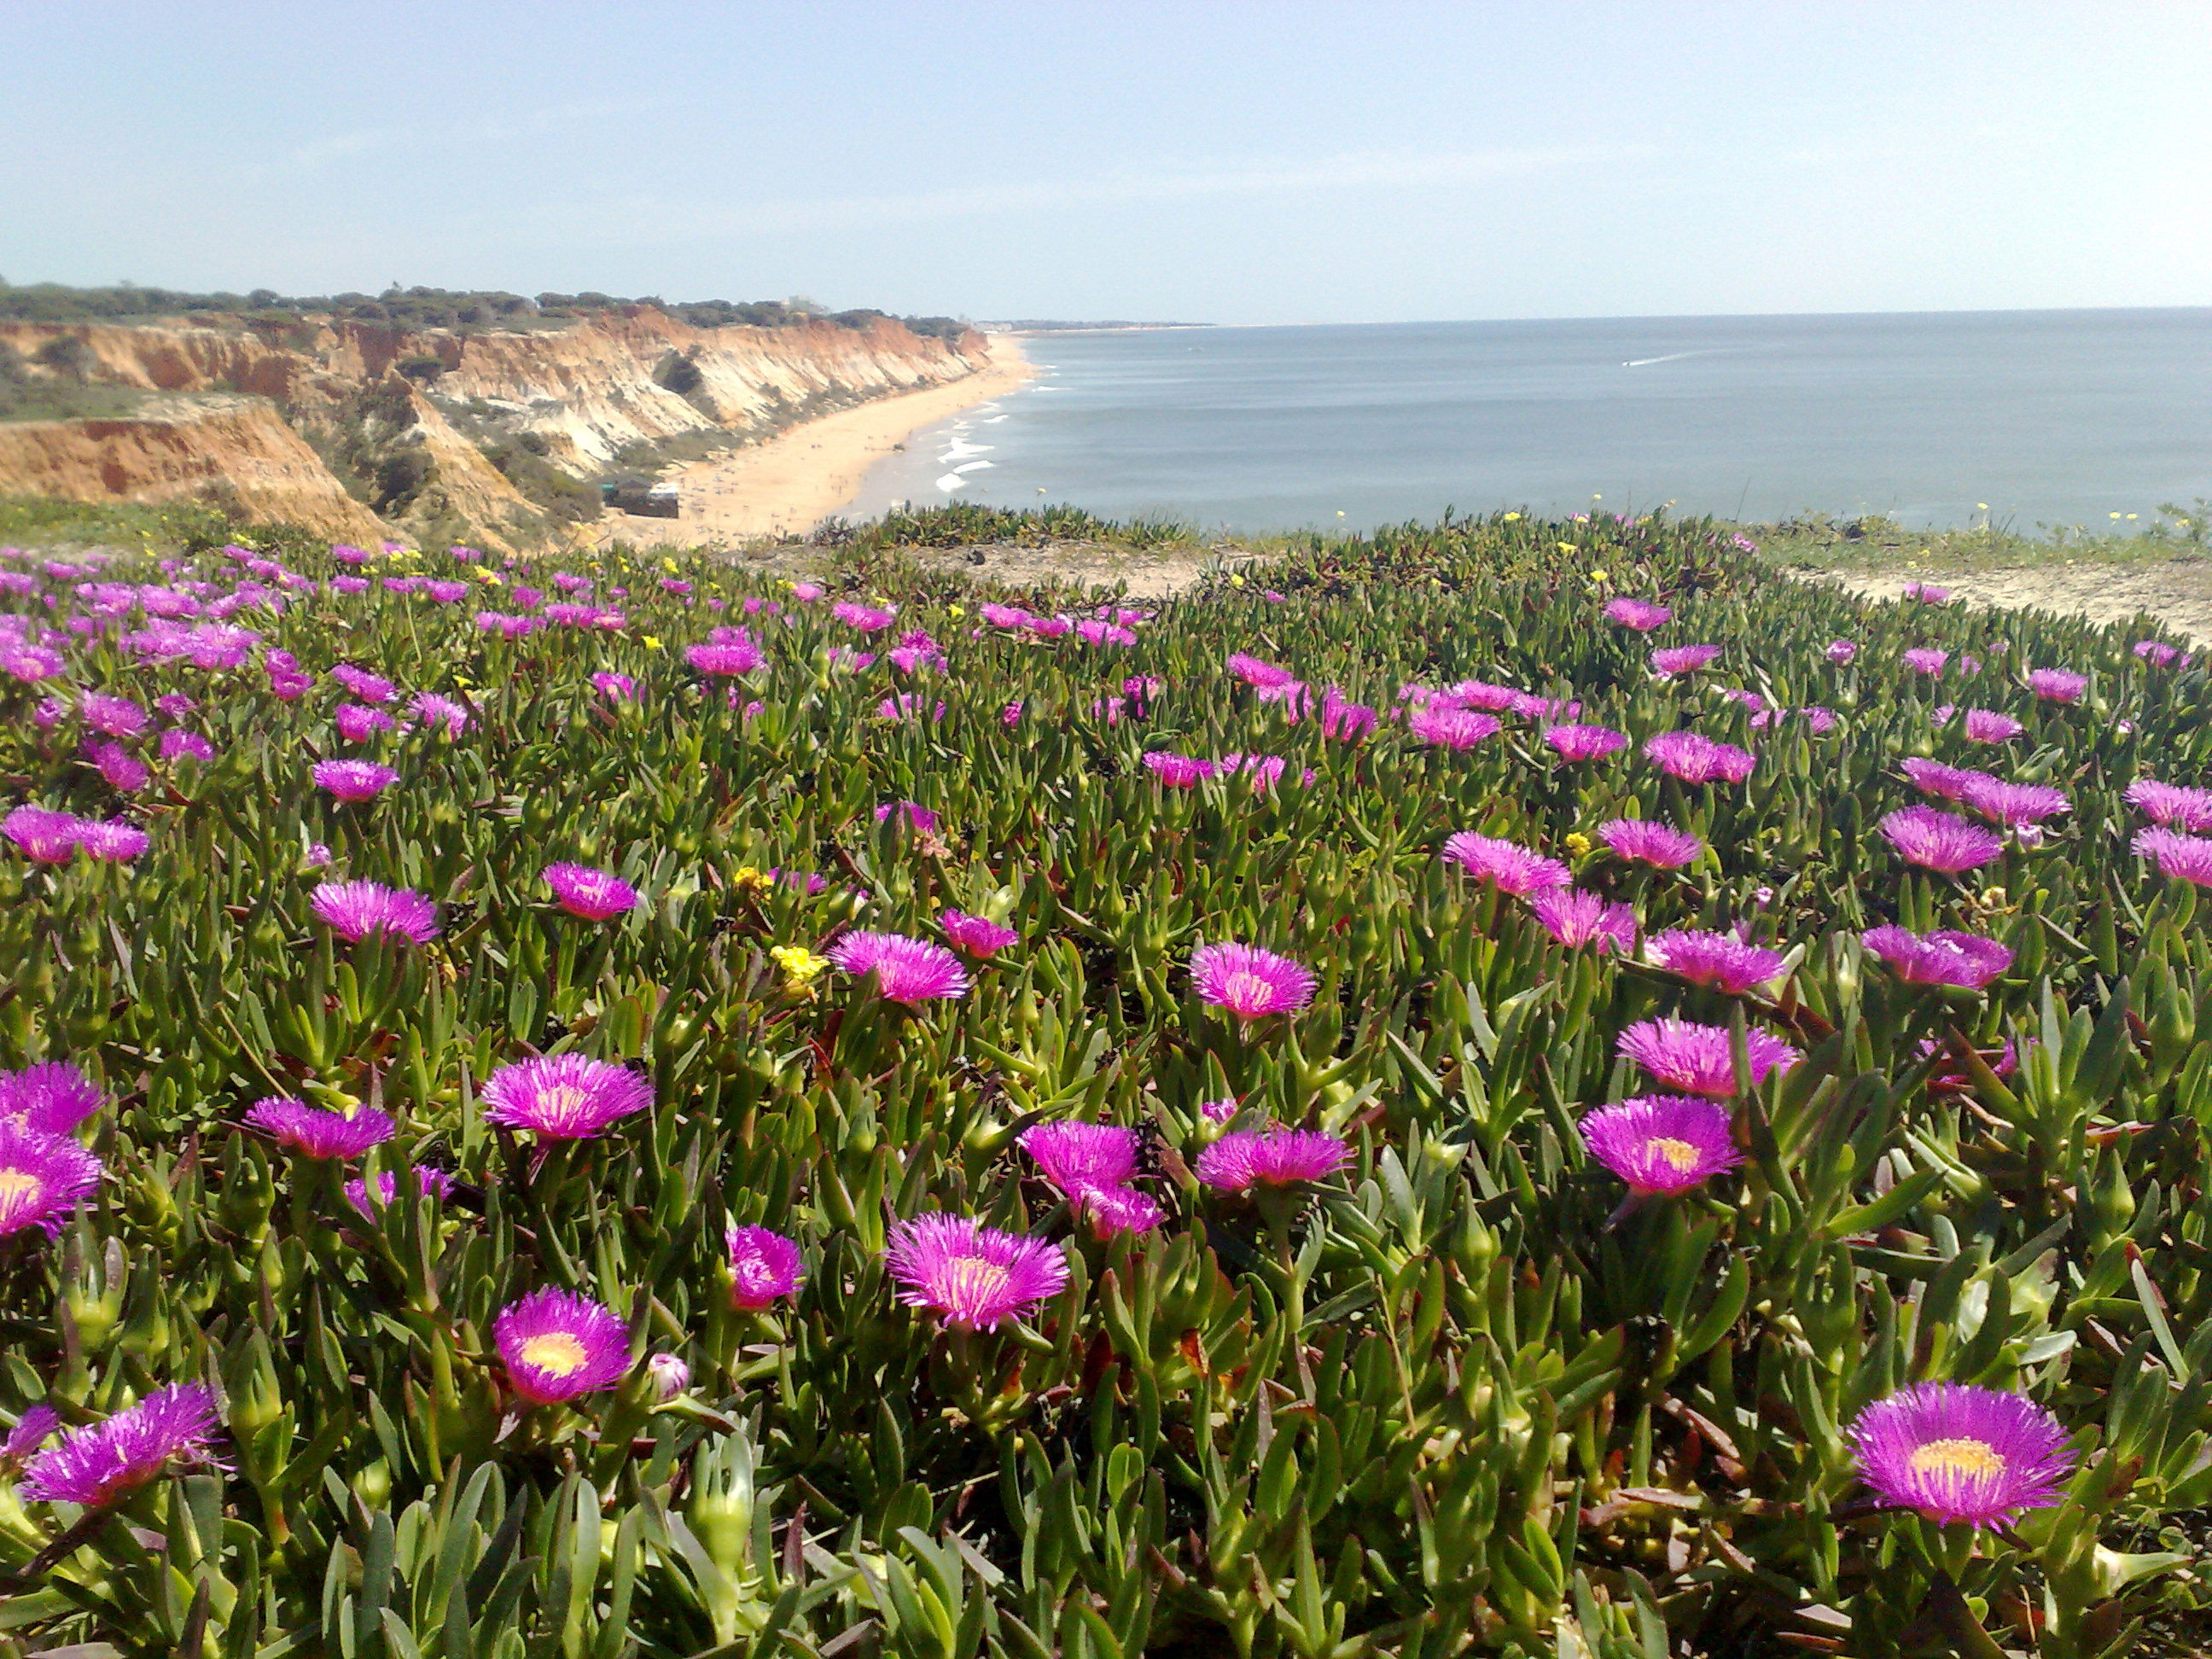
[841,309,2212,533]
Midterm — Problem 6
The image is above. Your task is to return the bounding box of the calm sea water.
[842,310,2212,533]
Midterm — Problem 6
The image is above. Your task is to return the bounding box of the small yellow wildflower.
[1563,832,1592,857]
[642,636,663,650]
[1589,568,1610,584]
[731,866,771,893]
[949,605,964,619]
[771,946,830,988]
[1230,574,1245,587]
[1502,511,1521,521]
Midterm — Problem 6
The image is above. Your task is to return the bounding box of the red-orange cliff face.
[0,308,990,552]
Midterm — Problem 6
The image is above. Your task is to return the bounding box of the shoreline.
[599,335,1034,547]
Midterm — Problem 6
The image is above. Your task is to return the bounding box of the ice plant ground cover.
[3,510,2212,1656]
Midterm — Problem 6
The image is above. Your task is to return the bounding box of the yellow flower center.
[0,1168,44,1204]
[519,1331,591,1376]
[1650,1137,1703,1173]
[538,1086,589,1121]
[1219,971,1275,1013]
[942,1257,1011,1313]
[1907,1437,2005,1480]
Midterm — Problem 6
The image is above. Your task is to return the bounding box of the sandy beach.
[600,335,1033,548]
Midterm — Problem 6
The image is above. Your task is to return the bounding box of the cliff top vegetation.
[0,279,973,342]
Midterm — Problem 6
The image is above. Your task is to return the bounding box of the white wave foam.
[934,472,969,492]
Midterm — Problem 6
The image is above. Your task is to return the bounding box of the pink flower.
[1195,1127,1351,1190]
[1848,1383,2074,1527]
[1861,926,2013,989]
[1960,777,2069,827]
[79,692,146,736]
[1901,582,1952,603]
[245,1097,394,1159]
[410,692,471,736]
[1825,639,1859,664]
[0,1062,104,1136]
[884,1214,1068,1330]
[828,932,969,1003]
[2026,668,2086,703]
[591,672,638,702]
[2126,779,2212,833]
[1407,704,1500,749]
[940,909,1017,958]
[686,628,763,676]
[494,1288,632,1404]
[1544,724,1628,762]
[4,806,84,864]
[1643,928,1788,993]
[543,864,641,921]
[88,741,148,793]
[1598,818,1703,868]
[1226,652,1299,690]
[1643,731,1755,784]
[480,1054,653,1140]
[1900,759,1989,802]
[1616,1017,1800,1098]
[335,702,396,742]
[1441,832,1570,894]
[1526,889,1638,953]
[1879,806,2005,874]
[160,730,214,764]
[2135,641,2188,667]
[1319,688,1378,741]
[78,818,147,862]
[17,1383,224,1508]
[1904,648,1949,678]
[313,760,398,802]
[0,1121,104,1238]
[1604,597,1672,631]
[311,880,439,943]
[1650,644,1720,678]
[331,665,396,704]
[832,602,897,632]
[725,1225,804,1309]
[1144,751,1216,788]
[1580,1096,1742,1196]
[1189,942,1317,1020]
[2133,827,2212,888]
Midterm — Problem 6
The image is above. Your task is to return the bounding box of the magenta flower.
[1144,751,1216,788]
[1195,1127,1352,1190]
[981,602,1032,629]
[2135,640,2187,667]
[311,880,439,944]
[1962,708,2023,743]
[1599,818,1703,869]
[1644,929,1788,993]
[1441,832,1570,894]
[79,692,147,736]
[331,665,396,704]
[1406,704,1501,750]
[1650,644,1720,678]
[1900,759,1988,802]
[1079,1184,1166,1236]
[1903,648,1949,678]
[2026,668,2086,703]
[4,806,82,863]
[245,1096,395,1159]
[494,1287,632,1404]
[1319,688,1378,741]
[1826,639,1859,664]
[1617,1017,1801,1098]
[3,1406,58,1464]
[687,627,763,676]
[0,1122,103,1237]
[1862,925,2013,989]
[874,800,939,834]
[88,741,148,793]
[345,1166,457,1216]
[828,931,969,1004]
[1644,731,1755,784]
[2134,827,2212,887]
[1879,806,2005,874]
[1190,942,1317,1020]
[1901,582,1952,603]
[884,1214,1069,1330]
[481,1055,652,1140]
[1021,1121,1139,1196]
[1544,724,1628,762]
[1580,1096,1742,1196]
[18,1383,224,1508]
[81,819,148,863]
[726,1225,805,1310]
[1527,889,1639,953]
[1604,597,1672,631]
[0,1062,103,1135]
[1960,777,2069,827]
[940,908,1017,958]
[1226,652,1299,690]
[1848,1383,2075,1526]
[2125,779,2212,833]
[160,730,215,763]
[313,760,398,801]
[335,702,397,742]
[543,863,641,921]
[832,602,897,632]
[591,672,638,702]
[410,692,471,736]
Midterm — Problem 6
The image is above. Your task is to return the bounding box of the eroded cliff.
[0,308,990,552]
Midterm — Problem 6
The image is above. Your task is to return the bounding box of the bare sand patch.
[1836,556,2212,644]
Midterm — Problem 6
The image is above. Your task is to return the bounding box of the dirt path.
[1836,556,2212,644]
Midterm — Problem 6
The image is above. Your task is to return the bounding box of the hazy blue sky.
[7,2,2207,324]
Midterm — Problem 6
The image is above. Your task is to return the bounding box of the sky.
[5,1,2209,325]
